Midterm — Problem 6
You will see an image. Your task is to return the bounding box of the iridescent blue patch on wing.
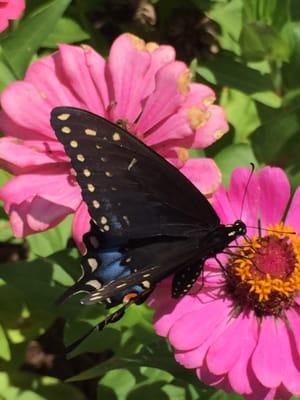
[96,249,143,301]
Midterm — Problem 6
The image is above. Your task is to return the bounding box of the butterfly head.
[227,220,247,239]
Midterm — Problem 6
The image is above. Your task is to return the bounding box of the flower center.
[225,224,300,316]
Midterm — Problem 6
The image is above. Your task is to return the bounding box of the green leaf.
[2,0,71,78]
[242,0,291,33]
[283,22,300,89]
[194,52,281,107]
[208,0,243,54]
[220,88,260,142]
[209,390,243,400]
[0,49,17,91]
[0,219,13,241]
[68,340,201,386]
[42,17,90,48]
[240,22,290,62]
[215,144,258,187]
[0,323,11,361]
[27,215,71,257]
[100,369,136,400]
[251,104,300,164]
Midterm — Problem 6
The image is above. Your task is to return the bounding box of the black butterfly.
[50,107,246,349]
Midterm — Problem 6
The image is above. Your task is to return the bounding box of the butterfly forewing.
[50,107,219,243]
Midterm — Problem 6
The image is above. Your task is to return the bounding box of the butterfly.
[50,106,246,349]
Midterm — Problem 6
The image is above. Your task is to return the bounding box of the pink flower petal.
[0,165,82,236]
[180,158,221,197]
[1,82,54,138]
[153,146,187,169]
[148,44,176,73]
[190,105,229,149]
[168,298,231,351]
[107,33,152,122]
[144,109,193,147]
[227,315,258,394]
[25,56,83,108]
[72,201,91,253]
[152,290,204,337]
[9,198,34,236]
[27,195,73,232]
[258,167,290,227]
[57,44,107,115]
[252,317,300,392]
[251,317,282,387]
[0,137,62,174]
[82,45,110,115]
[207,314,256,376]
[212,186,237,225]
[175,313,229,369]
[183,83,216,108]
[285,187,300,233]
[196,362,230,390]
[0,0,24,32]
[1,0,25,19]
[136,61,188,133]
[0,112,47,141]
[0,17,8,32]
[285,308,300,363]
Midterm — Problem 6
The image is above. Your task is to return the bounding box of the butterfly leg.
[65,290,152,353]
[214,255,228,275]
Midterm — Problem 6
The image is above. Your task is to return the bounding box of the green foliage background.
[0,0,300,399]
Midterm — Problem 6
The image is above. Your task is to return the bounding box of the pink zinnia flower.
[0,0,25,32]
[150,166,300,400]
[0,33,228,248]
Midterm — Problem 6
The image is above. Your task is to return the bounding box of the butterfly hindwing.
[82,234,204,305]
[172,261,204,298]
[50,107,219,244]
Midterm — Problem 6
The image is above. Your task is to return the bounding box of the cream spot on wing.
[87,183,95,192]
[85,128,97,136]
[123,215,130,225]
[70,140,78,148]
[116,283,127,288]
[57,113,70,121]
[105,171,112,177]
[83,168,91,177]
[113,132,120,141]
[101,157,107,162]
[142,280,151,289]
[61,126,71,134]
[92,200,100,208]
[103,225,110,231]
[87,294,103,301]
[128,158,137,171]
[87,258,98,271]
[87,280,102,289]
[96,144,102,149]
[77,154,85,162]
[101,216,107,224]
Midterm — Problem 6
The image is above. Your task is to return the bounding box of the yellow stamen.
[230,223,300,304]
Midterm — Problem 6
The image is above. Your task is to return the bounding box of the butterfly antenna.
[239,163,255,221]
[246,226,296,235]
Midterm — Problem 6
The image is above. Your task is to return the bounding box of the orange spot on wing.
[123,292,138,303]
